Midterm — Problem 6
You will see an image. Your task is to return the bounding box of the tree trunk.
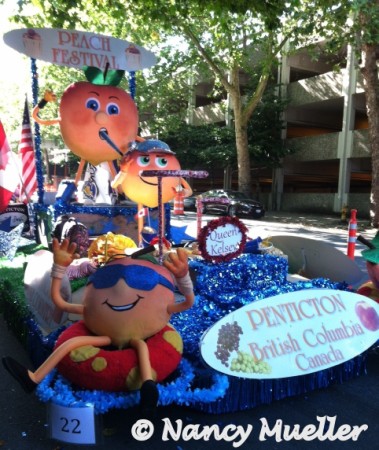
[235,120,251,195]
[231,92,251,196]
[228,67,252,196]
[360,8,379,226]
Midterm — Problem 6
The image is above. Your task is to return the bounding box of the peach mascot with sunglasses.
[2,239,194,415]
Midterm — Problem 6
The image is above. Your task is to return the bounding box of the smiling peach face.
[59,81,138,165]
[82,257,175,348]
[119,151,182,207]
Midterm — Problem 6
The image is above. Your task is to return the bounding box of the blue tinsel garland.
[31,58,44,204]
[129,71,136,99]
[37,359,229,415]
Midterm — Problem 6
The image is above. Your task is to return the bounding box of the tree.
[355,0,379,226]
[7,0,341,198]
[160,81,288,172]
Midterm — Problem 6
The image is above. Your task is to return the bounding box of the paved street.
[1,211,378,449]
[172,210,375,277]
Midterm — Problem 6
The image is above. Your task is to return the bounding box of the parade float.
[1,27,379,446]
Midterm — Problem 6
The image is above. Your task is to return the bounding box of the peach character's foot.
[2,357,37,393]
[140,379,158,418]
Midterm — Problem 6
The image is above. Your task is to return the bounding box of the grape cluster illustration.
[230,351,271,374]
[214,321,243,367]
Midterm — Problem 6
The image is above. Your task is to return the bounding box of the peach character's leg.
[107,160,117,179]
[74,158,86,185]
[2,335,111,392]
[130,338,159,415]
[31,335,112,383]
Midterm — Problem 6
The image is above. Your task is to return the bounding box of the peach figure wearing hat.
[112,139,192,243]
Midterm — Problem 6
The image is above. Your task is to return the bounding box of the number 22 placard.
[48,401,96,444]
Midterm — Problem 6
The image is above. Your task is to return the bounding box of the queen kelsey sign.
[200,289,379,379]
[198,216,248,263]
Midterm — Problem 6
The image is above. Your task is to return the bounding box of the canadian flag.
[0,119,20,212]
[135,207,148,219]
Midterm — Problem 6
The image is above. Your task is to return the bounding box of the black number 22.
[60,417,81,434]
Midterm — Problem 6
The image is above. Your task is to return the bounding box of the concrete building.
[188,43,372,218]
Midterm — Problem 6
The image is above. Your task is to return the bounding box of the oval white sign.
[200,288,379,379]
[198,216,247,262]
[3,28,156,72]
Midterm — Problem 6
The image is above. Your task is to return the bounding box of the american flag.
[18,98,37,202]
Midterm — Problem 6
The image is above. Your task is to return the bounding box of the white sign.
[48,402,96,445]
[3,28,156,72]
[198,216,247,262]
[200,288,379,379]
[205,223,242,255]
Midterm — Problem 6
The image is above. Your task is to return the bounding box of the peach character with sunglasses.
[2,238,194,415]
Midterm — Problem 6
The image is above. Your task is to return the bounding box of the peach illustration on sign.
[22,29,42,58]
[355,301,379,331]
[125,44,141,70]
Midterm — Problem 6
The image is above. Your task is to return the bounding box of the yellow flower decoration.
[88,232,137,263]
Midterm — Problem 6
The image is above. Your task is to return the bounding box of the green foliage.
[159,79,288,171]
[247,84,289,168]
[160,122,236,169]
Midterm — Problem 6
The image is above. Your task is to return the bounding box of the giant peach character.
[33,67,141,183]
[2,239,194,414]
[112,139,192,242]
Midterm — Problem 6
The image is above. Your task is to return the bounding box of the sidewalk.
[261,210,372,233]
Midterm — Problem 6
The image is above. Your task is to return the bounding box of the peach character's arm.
[111,156,132,189]
[181,178,193,197]
[50,238,84,315]
[110,170,127,190]
[164,248,195,314]
[32,90,60,126]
